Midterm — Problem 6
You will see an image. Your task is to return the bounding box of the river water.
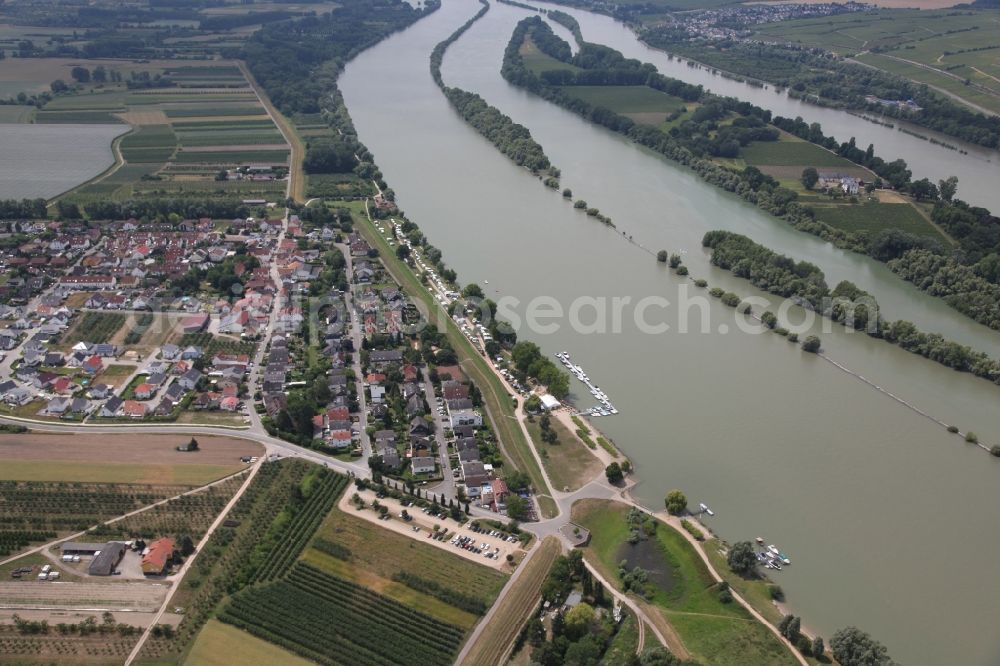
[339,1,1000,663]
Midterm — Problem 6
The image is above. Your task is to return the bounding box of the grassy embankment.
[348,201,558,518]
[573,499,798,666]
[524,414,601,493]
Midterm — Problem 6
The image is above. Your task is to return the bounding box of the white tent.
[540,394,561,410]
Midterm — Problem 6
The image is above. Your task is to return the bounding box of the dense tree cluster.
[888,249,1000,329]
[510,341,569,398]
[830,626,895,666]
[703,229,828,305]
[0,198,48,219]
[244,0,437,115]
[82,197,256,221]
[703,231,1000,383]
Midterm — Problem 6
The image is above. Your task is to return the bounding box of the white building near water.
[539,394,561,411]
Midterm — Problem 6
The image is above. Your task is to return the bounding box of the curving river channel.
[339,1,1000,663]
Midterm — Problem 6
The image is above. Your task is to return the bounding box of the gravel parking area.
[340,489,524,571]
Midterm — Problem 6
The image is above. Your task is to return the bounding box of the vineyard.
[178,333,256,358]
[88,473,246,541]
[0,529,55,557]
[218,562,465,666]
[61,312,127,345]
[250,468,347,584]
[137,460,342,662]
[0,480,191,538]
[0,624,141,664]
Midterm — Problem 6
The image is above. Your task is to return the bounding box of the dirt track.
[0,433,262,465]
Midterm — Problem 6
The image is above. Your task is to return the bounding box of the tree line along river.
[338,1,1000,663]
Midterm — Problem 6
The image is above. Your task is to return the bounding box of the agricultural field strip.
[0,581,166,611]
[0,468,251,568]
[218,562,464,666]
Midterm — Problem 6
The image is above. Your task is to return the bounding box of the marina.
[755,537,792,570]
[556,351,618,417]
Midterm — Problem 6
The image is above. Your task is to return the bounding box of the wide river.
[340,1,1000,663]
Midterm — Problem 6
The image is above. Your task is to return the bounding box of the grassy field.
[601,613,641,665]
[458,536,561,666]
[752,8,1000,114]
[573,500,796,666]
[308,504,506,607]
[351,202,558,517]
[813,201,945,240]
[300,548,480,629]
[520,37,580,76]
[61,311,127,345]
[185,619,311,666]
[0,105,35,122]
[0,460,243,485]
[740,138,858,168]
[563,85,688,115]
[525,415,601,493]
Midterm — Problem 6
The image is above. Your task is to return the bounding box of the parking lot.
[339,488,524,571]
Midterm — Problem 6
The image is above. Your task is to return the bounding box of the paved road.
[421,364,456,499]
[335,241,371,462]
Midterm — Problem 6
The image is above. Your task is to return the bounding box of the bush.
[768,584,784,601]
[801,335,822,353]
[991,445,1000,457]
[947,425,959,433]
[709,287,724,298]
[694,279,708,287]
[720,292,740,307]
[573,199,587,209]
[680,519,703,540]
[788,332,799,342]
[965,431,978,444]
[657,249,668,262]
[664,489,687,515]
[562,188,572,198]
[676,265,689,276]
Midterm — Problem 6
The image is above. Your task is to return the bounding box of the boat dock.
[754,539,791,571]
[555,351,618,417]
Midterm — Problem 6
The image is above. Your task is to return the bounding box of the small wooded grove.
[702,231,1000,384]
